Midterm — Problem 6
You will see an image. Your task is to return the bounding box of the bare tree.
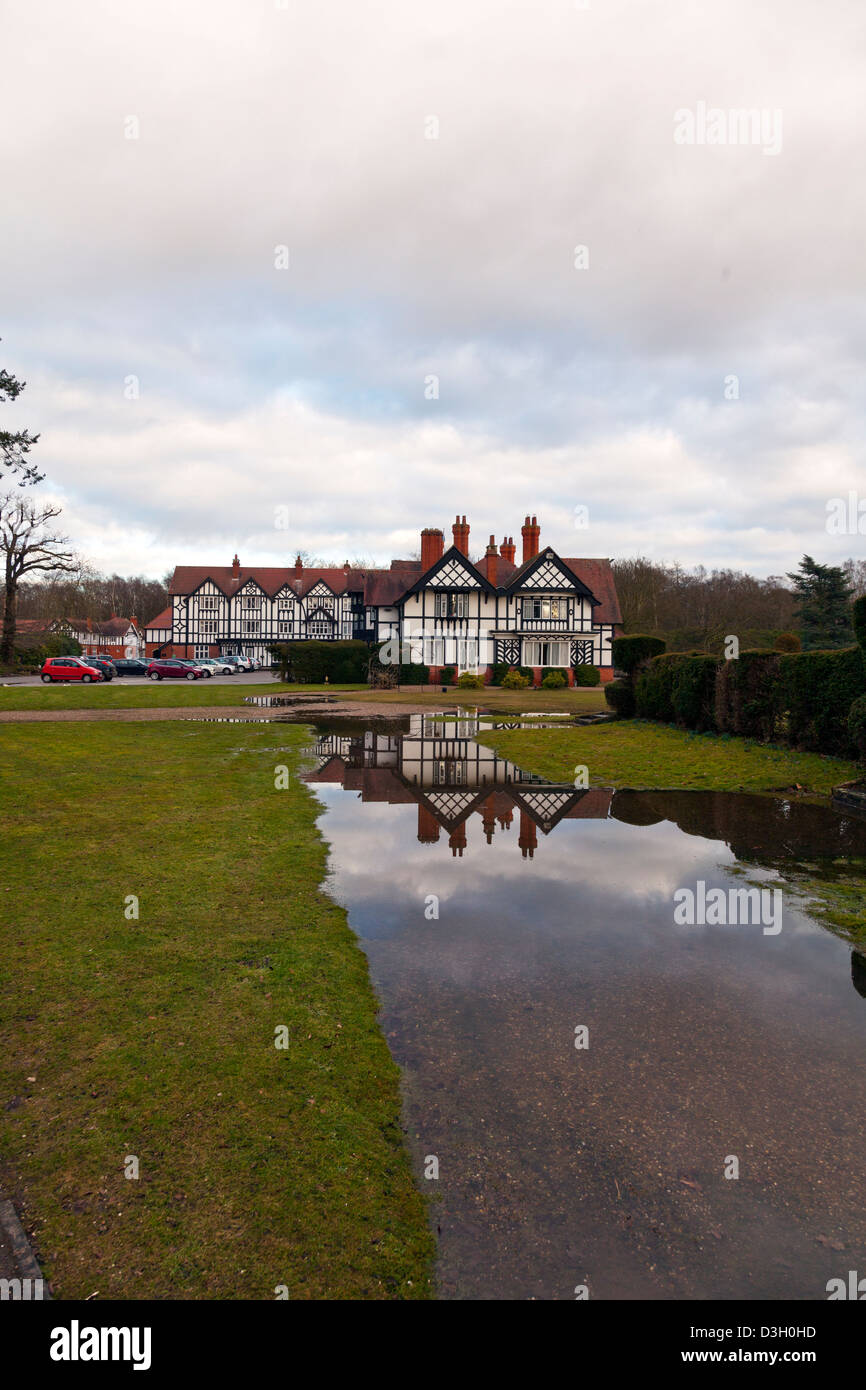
[1,345,43,486]
[0,493,77,663]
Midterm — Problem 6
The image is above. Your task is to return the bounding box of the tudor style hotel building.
[145,516,622,684]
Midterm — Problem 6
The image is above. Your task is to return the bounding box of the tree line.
[612,555,866,651]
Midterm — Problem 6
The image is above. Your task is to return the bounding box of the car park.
[147,658,205,680]
[40,656,104,683]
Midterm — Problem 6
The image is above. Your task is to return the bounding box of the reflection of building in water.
[303,725,613,859]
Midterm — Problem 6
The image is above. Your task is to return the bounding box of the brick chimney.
[499,536,516,564]
[294,553,303,579]
[521,515,540,564]
[231,554,240,580]
[452,514,470,556]
[421,527,445,571]
[484,534,499,585]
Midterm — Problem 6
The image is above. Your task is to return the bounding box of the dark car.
[84,656,117,681]
[112,658,150,676]
[147,658,205,681]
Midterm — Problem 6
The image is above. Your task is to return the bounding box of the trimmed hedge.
[612,634,666,674]
[270,639,371,683]
[396,663,430,685]
[573,663,600,686]
[714,651,782,740]
[631,644,865,757]
[848,694,866,761]
[779,646,865,755]
[605,679,635,717]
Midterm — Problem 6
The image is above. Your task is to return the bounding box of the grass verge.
[0,722,433,1298]
[0,682,364,712]
[476,719,859,795]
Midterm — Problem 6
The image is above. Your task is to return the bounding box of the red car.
[147,658,205,681]
[41,656,104,683]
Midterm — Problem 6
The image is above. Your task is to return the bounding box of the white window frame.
[523,639,569,667]
[423,636,445,666]
[456,638,479,672]
[194,644,210,659]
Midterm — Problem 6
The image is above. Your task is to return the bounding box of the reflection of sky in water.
[315,784,859,1021]
[305,733,866,1298]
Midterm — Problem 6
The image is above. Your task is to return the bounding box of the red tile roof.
[163,551,620,620]
[561,559,622,625]
[144,607,172,630]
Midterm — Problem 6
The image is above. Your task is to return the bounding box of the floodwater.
[301,713,866,1300]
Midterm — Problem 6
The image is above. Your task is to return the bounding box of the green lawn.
[476,719,859,795]
[0,681,364,712]
[0,722,433,1299]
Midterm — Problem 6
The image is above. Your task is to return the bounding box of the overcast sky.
[2,0,864,580]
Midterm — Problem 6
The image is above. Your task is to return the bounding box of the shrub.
[456,672,484,689]
[541,670,567,689]
[848,694,866,761]
[440,666,456,686]
[490,663,510,686]
[501,669,529,689]
[397,663,430,685]
[854,596,866,654]
[573,664,600,686]
[775,631,801,653]
[605,679,635,717]
[612,634,666,675]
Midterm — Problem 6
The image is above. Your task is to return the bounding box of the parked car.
[40,656,104,683]
[195,657,236,675]
[147,658,205,681]
[174,658,212,678]
[223,655,251,672]
[84,656,117,681]
[112,658,151,677]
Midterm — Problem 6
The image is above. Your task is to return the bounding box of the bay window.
[523,639,569,667]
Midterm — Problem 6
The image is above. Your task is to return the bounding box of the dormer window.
[435,592,468,618]
[524,597,563,620]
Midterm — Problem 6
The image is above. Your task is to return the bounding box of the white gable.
[426,556,480,588]
[519,557,577,591]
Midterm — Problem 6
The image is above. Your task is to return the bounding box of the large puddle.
[301,714,866,1300]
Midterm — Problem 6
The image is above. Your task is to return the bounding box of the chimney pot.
[421,527,445,570]
[452,516,470,557]
[521,516,541,564]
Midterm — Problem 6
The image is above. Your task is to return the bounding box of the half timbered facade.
[144,517,622,682]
